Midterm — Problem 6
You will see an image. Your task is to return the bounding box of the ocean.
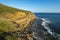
[35,13,60,34]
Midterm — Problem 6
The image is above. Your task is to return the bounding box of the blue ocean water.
[35,13,60,34]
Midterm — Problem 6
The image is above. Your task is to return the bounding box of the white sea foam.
[41,18,53,35]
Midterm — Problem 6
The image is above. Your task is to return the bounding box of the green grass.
[0,4,31,14]
[0,20,17,40]
[0,20,17,32]
[0,3,31,18]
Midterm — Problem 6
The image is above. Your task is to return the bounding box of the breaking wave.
[36,17,53,35]
[41,18,53,35]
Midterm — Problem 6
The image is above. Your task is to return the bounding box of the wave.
[36,17,53,35]
[41,18,53,35]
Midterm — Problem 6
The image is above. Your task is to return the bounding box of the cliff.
[0,4,36,40]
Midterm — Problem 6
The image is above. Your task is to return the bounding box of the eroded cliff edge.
[0,4,36,40]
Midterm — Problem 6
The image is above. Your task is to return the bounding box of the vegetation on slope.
[0,20,17,32]
[0,3,30,14]
[0,4,36,40]
[0,4,34,19]
[0,20,17,40]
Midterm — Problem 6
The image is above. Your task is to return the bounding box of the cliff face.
[0,4,36,40]
[0,4,36,31]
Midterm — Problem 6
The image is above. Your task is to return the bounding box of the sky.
[0,0,60,13]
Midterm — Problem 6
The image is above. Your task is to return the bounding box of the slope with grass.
[0,4,36,40]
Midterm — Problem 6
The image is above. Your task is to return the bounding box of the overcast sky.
[0,0,60,13]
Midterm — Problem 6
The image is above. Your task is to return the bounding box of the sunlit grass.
[0,20,17,32]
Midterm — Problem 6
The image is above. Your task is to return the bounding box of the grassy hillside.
[0,4,36,40]
[0,4,33,19]
[0,3,30,14]
[0,20,17,40]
